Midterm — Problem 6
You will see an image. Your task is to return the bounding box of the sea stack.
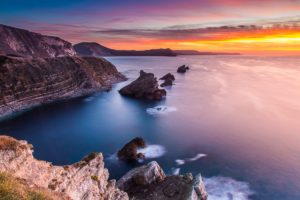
[119,70,166,100]
[177,65,190,73]
[117,137,147,162]
[160,73,175,87]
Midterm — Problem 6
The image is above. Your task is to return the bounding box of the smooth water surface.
[1,55,300,200]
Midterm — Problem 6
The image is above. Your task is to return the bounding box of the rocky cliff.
[0,24,76,58]
[0,55,126,117]
[0,135,128,200]
[74,42,176,57]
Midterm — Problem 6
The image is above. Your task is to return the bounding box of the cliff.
[0,24,76,58]
[0,136,208,200]
[74,42,176,57]
[0,135,128,200]
[0,55,126,117]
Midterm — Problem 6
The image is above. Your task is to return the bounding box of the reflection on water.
[1,55,300,200]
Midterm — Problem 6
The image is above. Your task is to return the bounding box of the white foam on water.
[137,144,167,159]
[83,96,95,102]
[203,176,254,200]
[175,159,185,165]
[172,168,181,175]
[187,153,207,161]
[146,106,177,115]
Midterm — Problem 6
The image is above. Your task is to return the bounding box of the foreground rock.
[0,55,126,117]
[117,137,147,162]
[117,161,208,200]
[119,70,166,100]
[160,73,175,87]
[0,24,76,58]
[0,135,128,200]
[177,65,190,73]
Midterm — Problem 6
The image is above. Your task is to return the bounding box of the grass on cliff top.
[0,171,55,200]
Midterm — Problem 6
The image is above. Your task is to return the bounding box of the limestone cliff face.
[0,24,76,58]
[0,55,126,117]
[0,136,129,200]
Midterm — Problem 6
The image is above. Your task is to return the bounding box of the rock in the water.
[117,137,147,162]
[119,70,166,100]
[0,55,126,118]
[160,73,175,87]
[117,161,208,200]
[0,135,129,200]
[177,65,190,73]
[159,73,175,81]
[160,79,173,87]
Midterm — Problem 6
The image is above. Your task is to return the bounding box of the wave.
[175,153,207,165]
[203,176,254,200]
[171,168,181,175]
[146,106,177,115]
[83,96,95,102]
[187,153,207,161]
[137,144,167,159]
[175,159,185,165]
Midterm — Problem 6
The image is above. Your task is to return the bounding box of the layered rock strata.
[0,55,126,117]
[0,24,76,58]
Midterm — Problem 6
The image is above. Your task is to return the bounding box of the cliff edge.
[0,55,126,117]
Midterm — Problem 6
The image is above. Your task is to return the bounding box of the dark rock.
[159,73,175,81]
[119,70,166,100]
[160,79,173,87]
[117,137,147,162]
[177,65,190,73]
[0,55,126,117]
[117,161,208,200]
[0,24,76,58]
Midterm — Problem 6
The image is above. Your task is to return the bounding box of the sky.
[1,0,300,55]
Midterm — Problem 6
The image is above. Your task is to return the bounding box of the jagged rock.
[116,161,207,200]
[0,55,126,117]
[119,70,166,100]
[177,65,190,73]
[117,137,146,162]
[160,73,175,87]
[0,135,129,200]
[117,161,166,191]
[0,24,76,58]
[160,79,173,87]
[159,73,175,81]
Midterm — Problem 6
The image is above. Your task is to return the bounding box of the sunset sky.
[1,0,300,55]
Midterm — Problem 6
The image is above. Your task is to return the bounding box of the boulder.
[160,79,173,87]
[117,161,208,200]
[117,137,147,162]
[177,65,190,73]
[159,73,175,81]
[119,70,166,100]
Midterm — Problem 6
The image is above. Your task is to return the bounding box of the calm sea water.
[1,55,300,200]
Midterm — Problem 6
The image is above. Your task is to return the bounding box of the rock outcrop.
[0,135,129,200]
[117,137,147,162]
[119,70,166,100]
[0,24,76,58]
[74,42,176,57]
[177,65,190,73]
[117,161,208,200]
[0,55,126,117]
[160,73,175,87]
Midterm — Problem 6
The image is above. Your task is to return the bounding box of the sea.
[1,55,300,200]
